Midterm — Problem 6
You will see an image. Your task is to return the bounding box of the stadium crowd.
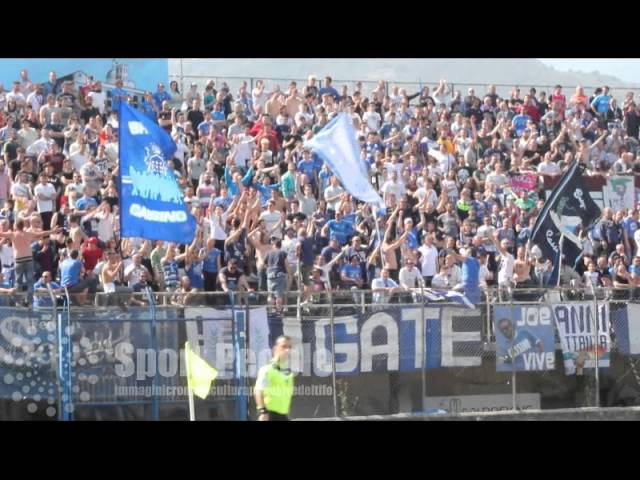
[0,69,639,310]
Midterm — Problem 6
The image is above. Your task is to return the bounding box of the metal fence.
[0,286,639,420]
[169,72,640,106]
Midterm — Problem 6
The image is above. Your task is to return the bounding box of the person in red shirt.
[81,236,103,272]
[520,95,540,124]
[254,121,280,155]
[551,84,567,119]
[249,113,270,137]
[79,76,95,107]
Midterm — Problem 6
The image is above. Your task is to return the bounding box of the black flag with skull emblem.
[530,161,602,285]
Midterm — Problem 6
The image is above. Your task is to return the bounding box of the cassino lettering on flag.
[119,102,196,243]
[305,113,385,209]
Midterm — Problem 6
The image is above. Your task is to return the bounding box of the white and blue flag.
[119,103,196,243]
[422,288,475,309]
[306,113,385,209]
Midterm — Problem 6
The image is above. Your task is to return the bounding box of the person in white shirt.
[33,173,56,227]
[371,268,401,305]
[281,228,299,289]
[381,171,406,203]
[208,198,232,246]
[232,126,256,170]
[493,232,515,299]
[485,163,509,189]
[87,82,106,115]
[431,254,462,289]
[413,180,438,208]
[583,260,600,287]
[26,129,54,158]
[11,172,32,213]
[418,235,439,286]
[429,143,455,174]
[251,80,270,112]
[17,120,38,151]
[478,253,492,288]
[69,140,89,171]
[399,259,425,302]
[123,253,151,288]
[536,152,561,177]
[362,103,382,132]
[432,79,450,107]
[399,259,424,289]
[259,200,283,240]
[383,153,404,179]
[0,235,14,282]
[323,176,345,216]
[26,85,44,113]
[634,228,640,255]
[5,82,26,107]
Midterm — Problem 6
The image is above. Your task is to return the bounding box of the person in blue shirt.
[310,150,324,172]
[110,79,128,113]
[139,92,158,122]
[60,249,90,305]
[451,247,481,304]
[401,216,423,251]
[365,132,383,163]
[211,102,226,126]
[322,211,356,246]
[253,176,281,206]
[152,83,171,111]
[318,76,340,101]
[223,160,254,197]
[516,216,537,248]
[161,246,183,292]
[318,164,333,193]
[622,209,639,256]
[185,247,206,291]
[296,225,316,307]
[297,151,318,187]
[212,186,234,210]
[75,187,98,214]
[198,111,213,137]
[511,113,531,137]
[203,239,222,295]
[0,270,15,306]
[591,86,611,116]
[496,317,544,371]
[380,116,401,139]
[341,255,364,302]
[43,71,61,99]
[33,271,62,308]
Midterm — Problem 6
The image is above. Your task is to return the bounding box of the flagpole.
[185,341,196,421]
[188,384,196,421]
[373,207,384,271]
[556,233,564,289]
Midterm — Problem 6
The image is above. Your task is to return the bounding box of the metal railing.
[169,71,640,105]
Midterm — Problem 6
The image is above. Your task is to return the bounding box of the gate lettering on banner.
[270,306,483,376]
[184,306,482,377]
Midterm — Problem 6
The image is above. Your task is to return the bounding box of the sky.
[539,59,640,84]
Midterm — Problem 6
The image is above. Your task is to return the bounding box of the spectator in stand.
[32,270,62,308]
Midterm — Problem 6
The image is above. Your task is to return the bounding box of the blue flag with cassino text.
[119,103,196,243]
[306,113,385,209]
